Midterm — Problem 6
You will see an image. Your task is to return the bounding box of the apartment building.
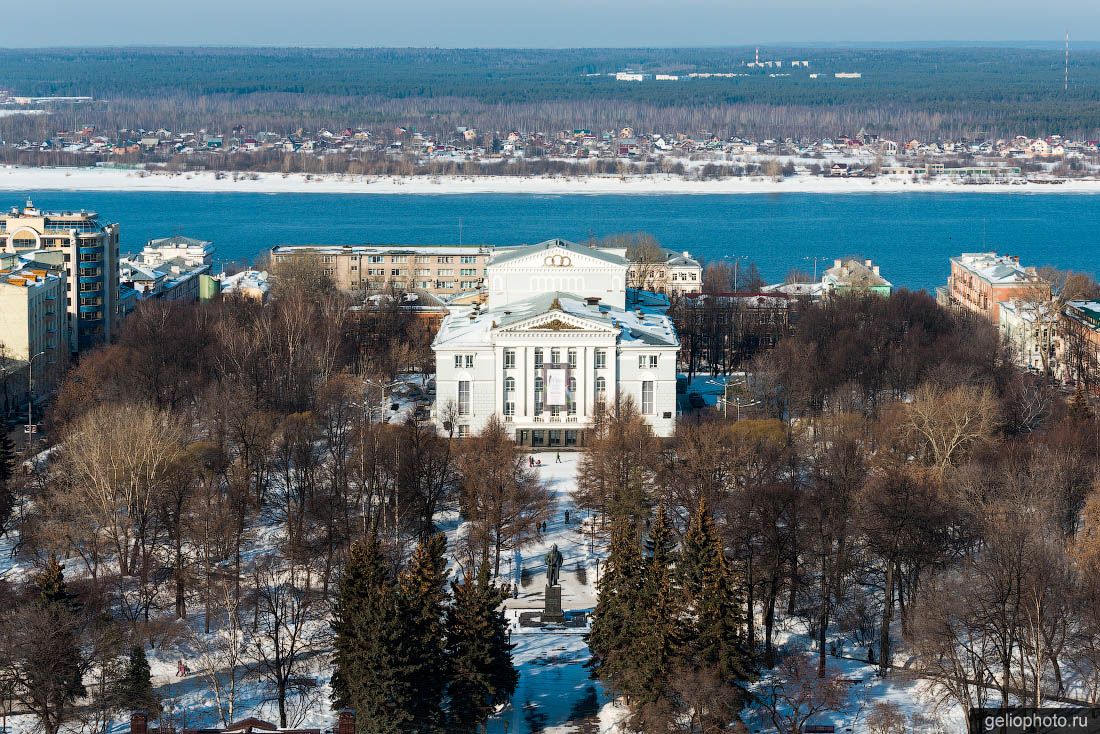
[0,261,66,404]
[270,244,491,296]
[120,235,214,303]
[627,249,703,296]
[940,252,1047,325]
[0,200,120,352]
[1060,300,1100,392]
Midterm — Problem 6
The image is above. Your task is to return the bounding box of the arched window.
[505,376,516,393]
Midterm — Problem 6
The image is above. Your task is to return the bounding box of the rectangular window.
[460,268,477,276]
[465,354,474,368]
[415,255,432,264]
[534,348,543,369]
[458,424,470,437]
[437,269,454,276]
[549,430,562,446]
[437,256,454,264]
[460,255,477,264]
[565,430,578,446]
[638,355,646,369]
[504,349,516,369]
[458,381,471,416]
[639,354,658,369]
[391,268,402,276]
[368,255,384,263]
[649,355,658,368]
[454,355,462,369]
[641,381,654,414]
[568,348,577,368]
[416,268,431,276]
[532,430,545,447]
[550,348,560,365]
[595,349,607,369]
[391,255,408,263]
[504,401,515,417]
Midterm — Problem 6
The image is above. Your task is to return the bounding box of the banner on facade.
[546,369,567,405]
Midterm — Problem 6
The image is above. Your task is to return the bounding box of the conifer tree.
[0,430,14,532]
[114,645,158,714]
[398,533,449,733]
[30,557,86,717]
[330,537,413,734]
[679,500,753,698]
[625,504,682,714]
[444,562,517,732]
[586,515,643,689]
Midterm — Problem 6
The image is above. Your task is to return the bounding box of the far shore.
[2,165,1099,196]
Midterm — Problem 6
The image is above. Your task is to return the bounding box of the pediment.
[493,247,625,271]
[498,310,616,334]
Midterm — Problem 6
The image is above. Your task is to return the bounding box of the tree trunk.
[879,561,894,677]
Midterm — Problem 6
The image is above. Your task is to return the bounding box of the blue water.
[15,191,1100,291]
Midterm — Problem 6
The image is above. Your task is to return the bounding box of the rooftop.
[953,252,1040,285]
[434,290,678,349]
[488,238,629,268]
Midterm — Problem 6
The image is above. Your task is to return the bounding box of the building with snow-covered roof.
[433,239,679,444]
[941,252,1047,325]
[821,258,892,297]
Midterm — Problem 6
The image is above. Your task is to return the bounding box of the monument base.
[542,584,565,624]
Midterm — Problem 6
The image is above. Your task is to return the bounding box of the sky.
[5,0,1098,48]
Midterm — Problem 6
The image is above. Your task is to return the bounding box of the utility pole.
[25,351,45,454]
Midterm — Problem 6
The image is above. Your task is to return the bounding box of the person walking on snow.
[556,452,562,463]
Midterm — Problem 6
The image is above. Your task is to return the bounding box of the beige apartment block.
[0,264,66,399]
[271,244,492,297]
[0,200,120,353]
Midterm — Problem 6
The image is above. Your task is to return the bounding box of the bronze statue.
[545,543,564,587]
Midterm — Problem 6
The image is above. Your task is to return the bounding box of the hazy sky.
[6,0,1097,48]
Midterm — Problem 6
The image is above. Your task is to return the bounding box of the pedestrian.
[867,646,876,664]
[177,659,185,678]
[536,458,542,467]
[564,510,570,524]
[556,452,561,463]
[528,455,534,467]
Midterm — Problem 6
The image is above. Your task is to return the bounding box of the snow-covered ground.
[4,164,1100,195]
[0,440,964,733]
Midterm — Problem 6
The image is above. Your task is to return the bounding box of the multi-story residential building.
[120,235,214,303]
[940,252,1047,325]
[1000,299,1059,375]
[1060,300,1100,392]
[270,244,492,297]
[0,200,120,352]
[433,238,679,446]
[627,249,703,296]
[0,261,66,405]
[821,258,892,297]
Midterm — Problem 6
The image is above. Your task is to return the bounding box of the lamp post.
[803,255,828,282]
[25,351,45,452]
[364,378,400,424]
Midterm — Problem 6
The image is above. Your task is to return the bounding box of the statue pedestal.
[542,584,565,624]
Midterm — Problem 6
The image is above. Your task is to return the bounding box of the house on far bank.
[821,258,892,297]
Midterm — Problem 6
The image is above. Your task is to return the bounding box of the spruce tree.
[398,533,449,733]
[330,537,414,734]
[32,557,86,707]
[114,645,159,714]
[444,562,517,732]
[586,516,643,690]
[0,430,14,532]
[625,504,682,711]
[679,500,753,698]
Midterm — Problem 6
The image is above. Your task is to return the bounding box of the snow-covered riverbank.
[3,165,1100,195]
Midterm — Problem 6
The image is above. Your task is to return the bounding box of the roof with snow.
[433,290,678,349]
[488,238,628,268]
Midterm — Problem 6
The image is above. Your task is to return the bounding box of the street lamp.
[363,378,401,424]
[25,351,45,450]
[722,254,749,291]
[803,256,828,282]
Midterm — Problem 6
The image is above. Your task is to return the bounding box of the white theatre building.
[433,239,679,446]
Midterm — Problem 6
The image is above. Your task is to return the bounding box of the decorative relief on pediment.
[534,318,581,331]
